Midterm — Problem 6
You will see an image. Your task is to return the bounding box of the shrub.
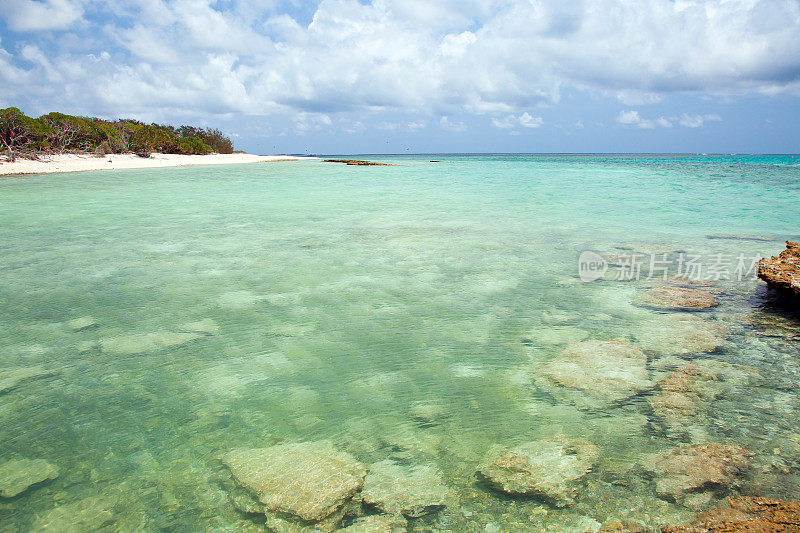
[94,140,111,157]
[0,108,236,157]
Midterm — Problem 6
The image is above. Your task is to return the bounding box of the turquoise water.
[1,154,799,531]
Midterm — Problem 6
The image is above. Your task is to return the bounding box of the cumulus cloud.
[618,110,723,129]
[678,113,723,128]
[0,0,798,128]
[617,110,653,128]
[440,116,467,132]
[0,0,84,31]
[492,112,544,129]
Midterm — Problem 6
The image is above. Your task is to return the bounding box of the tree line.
[0,107,234,160]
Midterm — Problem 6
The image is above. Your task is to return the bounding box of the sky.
[1,0,799,154]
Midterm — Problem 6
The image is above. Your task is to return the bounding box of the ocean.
[1,154,799,531]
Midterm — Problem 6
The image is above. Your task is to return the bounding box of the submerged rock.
[100,331,200,355]
[340,514,408,532]
[757,241,800,298]
[221,441,367,524]
[476,438,599,507]
[648,364,726,441]
[662,496,800,532]
[65,316,97,332]
[707,233,780,242]
[634,285,718,311]
[640,443,751,508]
[218,290,262,309]
[524,326,590,346]
[537,339,651,408]
[0,458,59,497]
[30,495,117,532]
[361,460,448,518]
[598,518,648,532]
[178,318,219,335]
[633,314,728,355]
[409,402,447,426]
[0,365,56,395]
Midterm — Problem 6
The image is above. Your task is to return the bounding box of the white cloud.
[615,91,664,106]
[0,0,84,31]
[0,0,797,127]
[293,112,333,133]
[619,110,722,129]
[440,116,467,132]
[492,112,543,129]
[678,113,723,128]
[617,110,652,128]
[656,117,673,128]
[439,31,477,58]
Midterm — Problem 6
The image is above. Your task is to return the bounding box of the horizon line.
[292,152,799,157]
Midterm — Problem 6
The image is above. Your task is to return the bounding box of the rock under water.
[0,458,59,498]
[640,443,752,509]
[221,441,367,524]
[662,496,800,532]
[648,364,727,441]
[633,314,728,355]
[536,339,651,408]
[361,460,448,518]
[340,514,408,532]
[634,285,719,311]
[0,365,56,395]
[476,438,599,507]
[100,331,200,355]
[30,495,118,532]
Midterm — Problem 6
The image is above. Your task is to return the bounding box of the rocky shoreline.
[758,241,800,299]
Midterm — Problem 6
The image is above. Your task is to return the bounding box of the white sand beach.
[0,153,303,176]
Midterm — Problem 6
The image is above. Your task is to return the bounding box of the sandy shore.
[0,153,304,176]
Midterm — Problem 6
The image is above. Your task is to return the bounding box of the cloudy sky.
[1,0,799,154]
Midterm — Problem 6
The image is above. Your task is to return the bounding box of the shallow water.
[1,154,799,531]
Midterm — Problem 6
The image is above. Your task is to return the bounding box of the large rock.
[178,318,219,335]
[100,331,200,355]
[65,316,97,332]
[221,441,367,523]
[648,364,727,440]
[633,315,728,355]
[662,496,800,532]
[0,458,59,497]
[640,443,751,508]
[634,286,718,311]
[340,514,408,532]
[30,495,117,532]
[0,365,55,395]
[361,460,448,518]
[476,438,599,507]
[757,241,800,298]
[537,340,651,408]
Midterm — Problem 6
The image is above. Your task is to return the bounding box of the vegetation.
[0,107,234,160]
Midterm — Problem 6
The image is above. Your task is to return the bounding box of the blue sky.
[1,0,799,154]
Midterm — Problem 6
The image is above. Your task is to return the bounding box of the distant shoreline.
[0,153,308,177]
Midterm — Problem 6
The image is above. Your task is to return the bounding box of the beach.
[0,152,302,176]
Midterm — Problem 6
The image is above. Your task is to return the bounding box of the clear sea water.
[1,154,799,531]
